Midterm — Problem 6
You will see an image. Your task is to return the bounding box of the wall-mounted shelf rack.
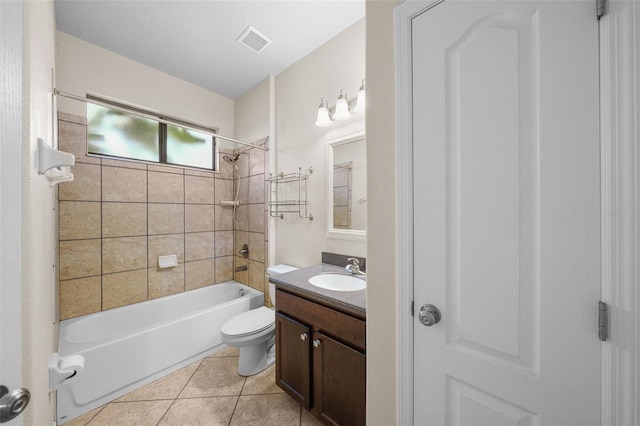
[267,167,313,220]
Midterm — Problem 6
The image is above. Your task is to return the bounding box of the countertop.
[269,264,366,320]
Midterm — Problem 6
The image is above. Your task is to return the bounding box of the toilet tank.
[266,264,298,305]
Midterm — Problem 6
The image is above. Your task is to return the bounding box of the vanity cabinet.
[275,288,366,426]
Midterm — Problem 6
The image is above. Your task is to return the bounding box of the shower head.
[222,154,238,164]
[222,152,245,164]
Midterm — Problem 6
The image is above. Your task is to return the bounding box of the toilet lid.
[221,307,274,337]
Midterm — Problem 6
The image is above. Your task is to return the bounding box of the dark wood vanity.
[275,287,366,425]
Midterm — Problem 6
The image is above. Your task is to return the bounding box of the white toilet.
[221,264,297,376]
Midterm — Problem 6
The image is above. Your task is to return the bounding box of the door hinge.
[411,301,414,317]
[599,301,608,341]
[597,0,607,20]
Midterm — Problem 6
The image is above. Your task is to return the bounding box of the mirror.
[327,131,366,240]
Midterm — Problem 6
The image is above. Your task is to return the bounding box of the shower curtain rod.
[54,89,267,152]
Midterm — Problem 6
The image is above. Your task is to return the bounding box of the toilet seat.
[221,307,274,338]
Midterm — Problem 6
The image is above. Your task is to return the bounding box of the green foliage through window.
[87,103,216,170]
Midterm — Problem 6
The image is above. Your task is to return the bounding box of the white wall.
[235,77,271,144]
[22,1,58,424]
[56,31,235,141]
[365,1,401,425]
[274,19,366,268]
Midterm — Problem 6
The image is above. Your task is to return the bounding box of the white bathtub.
[56,281,263,425]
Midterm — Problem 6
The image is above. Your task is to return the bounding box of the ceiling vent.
[236,26,272,54]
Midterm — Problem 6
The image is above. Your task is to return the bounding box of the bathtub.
[56,281,263,425]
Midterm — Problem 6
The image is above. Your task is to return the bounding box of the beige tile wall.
[57,113,269,320]
[232,142,270,305]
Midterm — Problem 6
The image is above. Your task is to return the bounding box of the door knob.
[0,385,30,423]
[418,304,441,327]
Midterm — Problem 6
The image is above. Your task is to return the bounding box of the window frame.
[86,96,219,172]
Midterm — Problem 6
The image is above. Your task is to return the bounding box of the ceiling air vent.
[236,26,272,54]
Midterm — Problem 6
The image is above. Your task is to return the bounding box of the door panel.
[412,1,600,424]
[447,10,538,374]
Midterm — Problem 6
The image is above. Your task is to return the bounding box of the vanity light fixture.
[315,98,332,127]
[333,90,352,121]
[315,80,365,127]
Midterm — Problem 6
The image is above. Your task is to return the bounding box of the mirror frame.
[326,130,366,241]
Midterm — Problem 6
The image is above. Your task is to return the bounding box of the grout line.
[154,399,175,426]
[227,378,247,426]
[83,403,106,426]
[152,359,205,425]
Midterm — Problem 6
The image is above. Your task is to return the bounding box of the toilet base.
[237,339,275,376]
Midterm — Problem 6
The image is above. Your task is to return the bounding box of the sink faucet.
[345,258,365,277]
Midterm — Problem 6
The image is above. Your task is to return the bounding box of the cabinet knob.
[313,339,321,348]
[300,333,308,341]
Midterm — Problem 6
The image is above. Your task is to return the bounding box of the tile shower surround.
[57,112,269,320]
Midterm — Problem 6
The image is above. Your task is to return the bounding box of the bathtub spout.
[49,353,85,391]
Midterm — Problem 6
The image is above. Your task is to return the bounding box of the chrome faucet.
[345,257,365,277]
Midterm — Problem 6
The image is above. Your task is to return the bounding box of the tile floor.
[65,346,323,426]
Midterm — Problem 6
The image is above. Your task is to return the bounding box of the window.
[87,102,217,170]
[166,124,213,170]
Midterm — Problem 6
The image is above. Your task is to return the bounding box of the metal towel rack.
[267,167,313,220]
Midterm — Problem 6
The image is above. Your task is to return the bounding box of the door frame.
[394,0,639,425]
[395,2,436,424]
[0,0,24,401]
[598,1,640,424]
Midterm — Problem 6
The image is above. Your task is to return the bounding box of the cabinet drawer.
[276,289,366,352]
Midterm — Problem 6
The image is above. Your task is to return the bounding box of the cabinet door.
[275,312,311,409]
[313,332,366,426]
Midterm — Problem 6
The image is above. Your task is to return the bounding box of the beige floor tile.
[300,407,324,426]
[117,360,202,402]
[242,365,284,395]
[179,357,245,398]
[208,345,240,357]
[63,405,105,426]
[158,396,238,426]
[230,394,301,426]
[87,400,172,426]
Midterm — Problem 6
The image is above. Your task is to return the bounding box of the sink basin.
[308,273,366,292]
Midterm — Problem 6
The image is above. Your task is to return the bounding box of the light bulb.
[332,90,351,121]
[315,98,332,127]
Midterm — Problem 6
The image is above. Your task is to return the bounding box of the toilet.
[221,264,298,376]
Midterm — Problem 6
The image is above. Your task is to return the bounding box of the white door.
[412,1,601,425]
[1,1,27,424]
